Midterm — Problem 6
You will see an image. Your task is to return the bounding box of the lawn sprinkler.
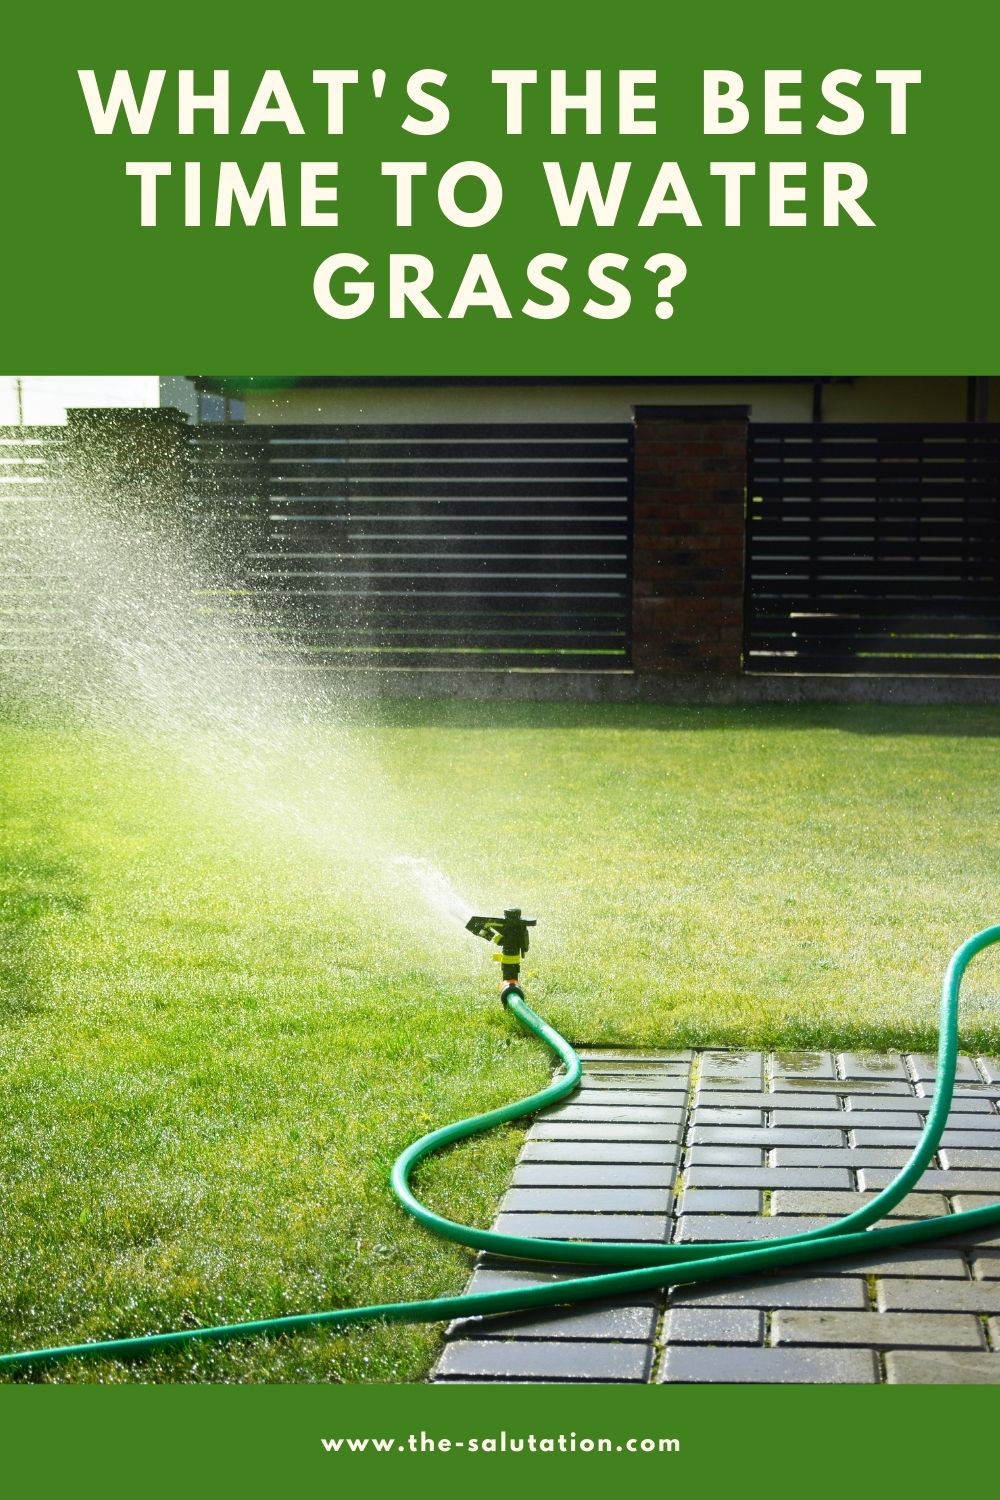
[465,907,536,995]
[2,916,1000,1375]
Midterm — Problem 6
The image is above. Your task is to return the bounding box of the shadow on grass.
[0,852,87,1023]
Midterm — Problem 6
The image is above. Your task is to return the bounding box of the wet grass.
[1,700,999,1383]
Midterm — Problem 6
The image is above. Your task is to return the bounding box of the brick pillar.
[631,405,748,674]
[63,407,190,509]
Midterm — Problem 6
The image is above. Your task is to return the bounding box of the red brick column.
[631,405,749,674]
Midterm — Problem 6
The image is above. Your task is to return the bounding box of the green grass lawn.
[2,700,999,1383]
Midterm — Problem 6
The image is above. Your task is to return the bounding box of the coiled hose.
[2,924,999,1373]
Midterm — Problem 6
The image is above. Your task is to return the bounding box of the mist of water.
[0,434,481,960]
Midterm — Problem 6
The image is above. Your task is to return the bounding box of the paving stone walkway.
[432,1048,1000,1384]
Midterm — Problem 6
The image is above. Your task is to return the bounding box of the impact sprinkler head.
[466,907,537,1000]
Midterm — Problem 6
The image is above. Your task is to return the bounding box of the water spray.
[2,916,1000,1375]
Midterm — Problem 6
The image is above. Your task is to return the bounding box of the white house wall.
[243,377,992,426]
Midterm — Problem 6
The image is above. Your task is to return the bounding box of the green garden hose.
[2,924,999,1374]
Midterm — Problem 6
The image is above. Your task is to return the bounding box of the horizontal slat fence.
[745,423,1000,675]
[188,423,633,669]
[0,420,632,672]
[0,429,71,658]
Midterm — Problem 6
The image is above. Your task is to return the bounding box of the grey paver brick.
[886,1351,1000,1383]
[876,1279,1000,1314]
[691,1127,845,1148]
[972,1254,1000,1280]
[437,1339,651,1382]
[574,1088,687,1106]
[915,1082,1000,1100]
[938,1148,1000,1169]
[770,1051,837,1079]
[542,1103,683,1124]
[502,1187,671,1214]
[663,1307,764,1344]
[770,1190,949,1219]
[839,1053,909,1080]
[519,1140,677,1165]
[581,1059,689,1071]
[686,1167,853,1189]
[929,1200,1000,1224]
[493,1212,669,1242]
[532,1122,682,1142]
[464,1266,597,1294]
[805,1248,968,1278]
[772,1148,919,1167]
[511,1163,675,1189]
[581,1076,688,1094]
[449,1303,659,1342]
[937,1231,1000,1250]
[475,1253,597,1274]
[861,1168,1000,1193]
[777,1079,912,1095]
[676,1215,829,1241]
[695,1108,764,1127]
[678,1188,763,1214]
[659,1346,878,1383]
[853,1129,1000,1148]
[687,1146,765,1167]
[669,1276,869,1309]
[773,1310,984,1349]
[578,1049,691,1062]
[772,1110,919,1130]
[698,1051,764,1087]
[844,1094,991,1113]
[907,1054,983,1083]
[978,1057,1000,1084]
[696,1091,840,1110]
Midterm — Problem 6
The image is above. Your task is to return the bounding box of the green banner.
[4,1382,998,1496]
[2,0,997,372]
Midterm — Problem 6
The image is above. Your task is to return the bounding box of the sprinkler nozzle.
[466,907,536,986]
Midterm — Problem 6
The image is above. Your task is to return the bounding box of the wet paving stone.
[437,1339,652,1382]
[493,1211,670,1242]
[692,1126,845,1147]
[678,1188,763,1214]
[885,1351,1000,1383]
[511,1162,675,1189]
[687,1145,764,1167]
[658,1347,879,1383]
[860,1168,1000,1193]
[669,1276,870,1309]
[770,1190,948,1218]
[770,1051,837,1080]
[520,1139,678,1165]
[876,1279,1000,1313]
[580,1076,688,1093]
[908,1054,984,1083]
[432,1047,1000,1386]
[676,1215,830,1241]
[838,1053,909,1080]
[541,1103,682,1124]
[772,1310,985,1349]
[663,1307,764,1344]
[449,1302,659,1343]
[501,1187,671,1214]
[532,1121,683,1142]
